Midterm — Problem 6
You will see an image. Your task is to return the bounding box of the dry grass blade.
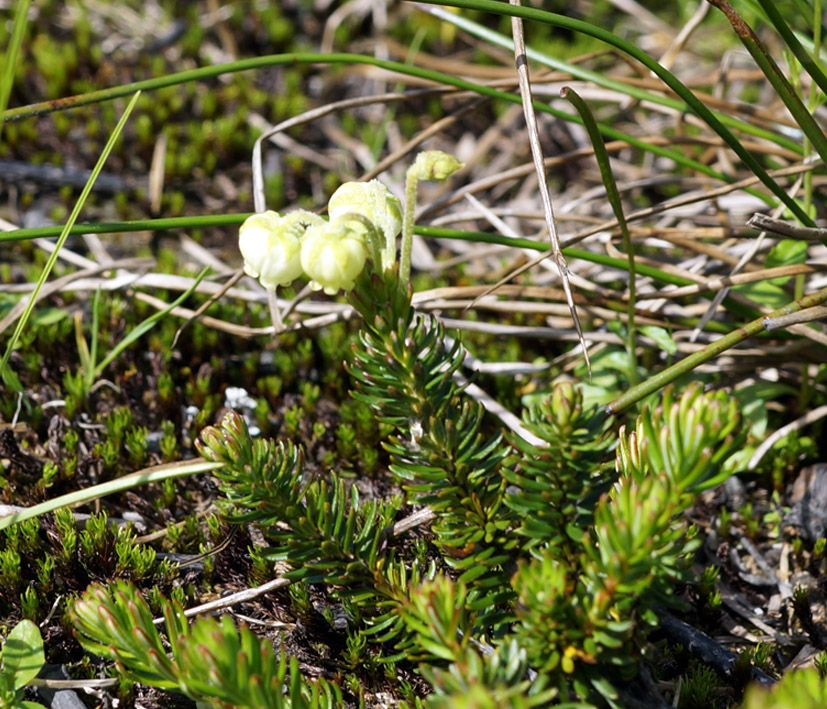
[637,263,827,300]
[0,257,152,337]
[508,0,590,373]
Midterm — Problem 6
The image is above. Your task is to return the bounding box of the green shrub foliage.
[70,268,744,706]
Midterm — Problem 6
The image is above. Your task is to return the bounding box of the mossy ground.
[3,1,827,707]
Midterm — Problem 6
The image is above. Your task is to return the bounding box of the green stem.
[754,0,827,98]
[708,0,827,180]
[415,0,814,226]
[0,0,30,144]
[562,87,637,385]
[0,216,764,323]
[606,286,827,414]
[0,91,141,389]
[400,167,419,290]
[0,52,774,205]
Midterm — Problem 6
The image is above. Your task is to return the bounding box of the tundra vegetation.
[2,1,827,707]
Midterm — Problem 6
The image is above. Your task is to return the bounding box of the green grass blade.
[415,0,814,225]
[0,0,30,144]
[85,287,101,391]
[0,213,763,325]
[0,214,253,242]
[0,91,141,389]
[606,285,827,414]
[562,86,637,384]
[423,3,802,154]
[0,459,222,531]
[94,266,209,376]
[709,0,827,173]
[753,0,827,96]
[0,52,766,199]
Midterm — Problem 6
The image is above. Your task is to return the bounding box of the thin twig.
[763,306,827,331]
[172,267,245,348]
[509,0,589,372]
[748,405,827,470]
[154,503,440,624]
[748,212,827,241]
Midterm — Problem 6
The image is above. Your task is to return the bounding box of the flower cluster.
[239,180,402,295]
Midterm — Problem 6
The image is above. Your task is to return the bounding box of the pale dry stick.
[711,50,741,177]
[763,305,827,330]
[154,504,439,624]
[509,0,589,372]
[29,678,118,690]
[134,291,354,339]
[465,190,519,242]
[82,233,114,266]
[658,1,709,71]
[31,236,98,270]
[0,258,152,337]
[748,212,827,241]
[171,267,245,349]
[422,150,818,228]
[4,219,101,268]
[637,263,827,299]
[748,404,827,470]
[150,575,293,624]
[421,297,675,329]
[279,283,313,322]
[179,233,237,275]
[688,167,808,339]
[476,163,820,302]
[657,233,765,272]
[626,225,748,240]
[148,131,167,216]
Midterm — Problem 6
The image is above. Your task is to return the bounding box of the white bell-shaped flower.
[238,211,304,290]
[328,180,402,243]
[300,219,368,295]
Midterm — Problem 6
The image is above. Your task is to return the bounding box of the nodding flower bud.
[328,180,403,242]
[238,211,305,290]
[409,150,464,182]
[300,220,368,295]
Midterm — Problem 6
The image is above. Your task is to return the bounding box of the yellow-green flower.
[300,220,368,295]
[328,180,402,242]
[238,211,305,290]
